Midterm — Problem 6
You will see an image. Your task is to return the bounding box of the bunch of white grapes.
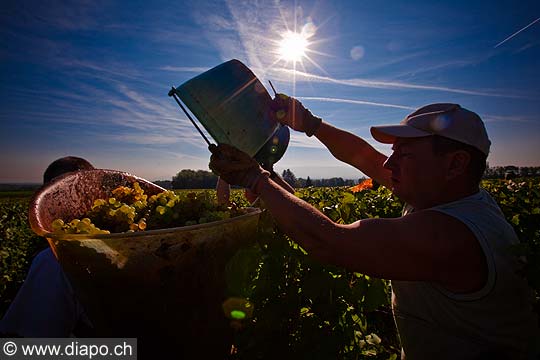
[52,182,246,235]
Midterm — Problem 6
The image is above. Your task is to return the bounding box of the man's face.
[383,137,447,208]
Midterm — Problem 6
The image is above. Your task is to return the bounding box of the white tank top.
[392,189,540,359]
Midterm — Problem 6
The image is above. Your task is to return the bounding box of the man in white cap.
[209,96,539,359]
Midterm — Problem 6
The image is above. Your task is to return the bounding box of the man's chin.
[390,185,407,203]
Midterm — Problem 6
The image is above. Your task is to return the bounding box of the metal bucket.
[28,169,261,359]
[173,59,279,157]
[254,124,290,169]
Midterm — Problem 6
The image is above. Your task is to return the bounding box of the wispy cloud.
[288,133,326,149]
[3,0,107,31]
[514,40,540,54]
[188,2,250,63]
[190,0,304,74]
[160,66,210,73]
[353,50,431,76]
[1,77,208,150]
[59,58,164,89]
[90,133,182,146]
[393,59,479,80]
[187,2,532,101]
[482,114,538,124]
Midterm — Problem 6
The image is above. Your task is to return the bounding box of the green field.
[1,179,538,358]
[0,190,36,199]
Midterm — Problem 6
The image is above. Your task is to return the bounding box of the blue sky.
[1,0,539,183]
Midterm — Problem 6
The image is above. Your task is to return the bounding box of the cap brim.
[370,125,432,144]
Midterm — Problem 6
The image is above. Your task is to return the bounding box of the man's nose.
[383,152,396,170]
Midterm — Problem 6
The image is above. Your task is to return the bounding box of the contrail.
[297,96,416,110]
[275,68,524,98]
[494,17,540,48]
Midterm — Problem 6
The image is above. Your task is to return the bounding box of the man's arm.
[269,170,295,194]
[254,176,487,293]
[216,177,230,206]
[314,122,392,188]
[272,95,391,187]
[244,171,294,204]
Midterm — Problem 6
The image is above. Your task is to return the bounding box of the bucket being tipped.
[171,59,280,157]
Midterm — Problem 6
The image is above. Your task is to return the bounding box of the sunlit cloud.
[193,0,331,82]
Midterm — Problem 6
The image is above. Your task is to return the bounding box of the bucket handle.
[168,86,213,147]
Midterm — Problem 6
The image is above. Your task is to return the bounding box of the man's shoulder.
[401,189,494,216]
[433,189,505,221]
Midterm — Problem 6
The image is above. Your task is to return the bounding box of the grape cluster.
[52,182,248,235]
[51,218,110,235]
[144,190,244,229]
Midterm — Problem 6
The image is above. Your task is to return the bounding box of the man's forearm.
[269,171,295,194]
[254,175,342,262]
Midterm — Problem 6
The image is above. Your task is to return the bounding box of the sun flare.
[278,31,309,62]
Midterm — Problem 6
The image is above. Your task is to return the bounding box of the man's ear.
[446,150,470,180]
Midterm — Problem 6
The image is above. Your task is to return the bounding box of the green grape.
[133,200,146,211]
[138,219,147,231]
[52,216,109,234]
[156,206,166,215]
[93,199,106,207]
[52,219,65,232]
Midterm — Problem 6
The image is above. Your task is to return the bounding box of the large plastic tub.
[28,169,261,358]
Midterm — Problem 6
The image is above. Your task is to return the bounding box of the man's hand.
[270,93,322,137]
[209,144,270,192]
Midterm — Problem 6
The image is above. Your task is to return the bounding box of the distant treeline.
[0,184,41,192]
[163,169,363,190]
[163,166,540,189]
[1,166,539,192]
[483,166,540,179]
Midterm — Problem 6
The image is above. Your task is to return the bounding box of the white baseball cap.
[370,103,491,156]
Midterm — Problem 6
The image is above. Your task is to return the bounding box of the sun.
[278,31,310,63]
[268,20,328,94]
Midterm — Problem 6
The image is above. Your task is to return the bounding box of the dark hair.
[431,135,487,185]
[43,156,94,184]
